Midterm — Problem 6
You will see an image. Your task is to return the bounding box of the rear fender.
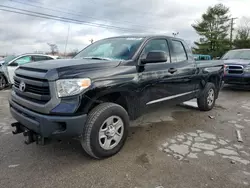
[198,65,224,99]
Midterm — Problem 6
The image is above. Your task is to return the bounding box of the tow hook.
[11,122,36,144]
[11,122,48,145]
[11,122,24,135]
[23,131,36,145]
[23,131,47,145]
[36,135,47,145]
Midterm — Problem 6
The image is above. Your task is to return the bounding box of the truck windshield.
[222,50,250,60]
[74,37,144,61]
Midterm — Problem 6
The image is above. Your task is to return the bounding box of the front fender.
[77,76,142,115]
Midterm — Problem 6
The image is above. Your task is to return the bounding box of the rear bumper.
[224,74,250,85]
[9,99,87,138]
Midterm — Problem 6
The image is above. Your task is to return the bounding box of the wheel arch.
[207,74,222,99]
[79,90,142,120]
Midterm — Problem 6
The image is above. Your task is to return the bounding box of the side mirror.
[8,62,18,67]
[141,51,167,64]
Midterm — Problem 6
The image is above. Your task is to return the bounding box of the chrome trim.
[146,90,198,105]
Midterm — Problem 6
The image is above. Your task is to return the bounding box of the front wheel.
[197,82,216,111]
[81,103,129,159]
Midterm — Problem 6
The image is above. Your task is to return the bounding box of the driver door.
[8,56,32,84]
[138,38,175,104]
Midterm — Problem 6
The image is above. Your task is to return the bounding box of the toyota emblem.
[19,81,26,92]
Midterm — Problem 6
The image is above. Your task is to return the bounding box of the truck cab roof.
[105,35,184,41]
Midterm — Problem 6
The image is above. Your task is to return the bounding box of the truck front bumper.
[9,99,87,138]
[224,74,250,85]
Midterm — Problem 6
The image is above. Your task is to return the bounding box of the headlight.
[56,78,91,97]
[245,65,250,73]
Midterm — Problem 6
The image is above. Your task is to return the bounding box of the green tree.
[192,4,231,58]
[233,17,250,48]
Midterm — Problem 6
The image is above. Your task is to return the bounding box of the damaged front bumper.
[9,99,87,144]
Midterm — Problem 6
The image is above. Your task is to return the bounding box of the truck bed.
[196,60,224,67]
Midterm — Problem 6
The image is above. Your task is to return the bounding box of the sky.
[0,0,250,55]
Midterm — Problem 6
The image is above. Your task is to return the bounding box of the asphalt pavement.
[0,86,250,188]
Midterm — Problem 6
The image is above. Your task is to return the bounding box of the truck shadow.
[4,96,227,164]
[2,96,218,164]
[33,101,216,162]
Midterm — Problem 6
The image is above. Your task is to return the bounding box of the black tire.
[197,82,216,111]
[0,74,7,90]
[81,102,129,159]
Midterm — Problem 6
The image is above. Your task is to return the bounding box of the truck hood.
[20,58,121,71]
[17,59,122,80]
[223,59,250,66]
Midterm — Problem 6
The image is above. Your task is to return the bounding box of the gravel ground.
[0,85,250,188]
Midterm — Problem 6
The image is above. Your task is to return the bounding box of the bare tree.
[89,39,94,44]
[237,17,250,40]
[233,17,250,48]
[67,49,79,57]
[47,43,59,55]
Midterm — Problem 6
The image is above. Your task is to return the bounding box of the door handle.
[168,68,177,74]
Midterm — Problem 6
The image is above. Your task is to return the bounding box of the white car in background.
[0,54,57,89]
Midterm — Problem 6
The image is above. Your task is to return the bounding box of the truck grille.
[227,65,243,74]
[13,74,51,104]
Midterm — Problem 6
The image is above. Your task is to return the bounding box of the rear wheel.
[81,102,129,159]
[197,82,216,111]
[0,74,7,90]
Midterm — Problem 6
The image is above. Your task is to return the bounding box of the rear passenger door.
[167,39,197,102]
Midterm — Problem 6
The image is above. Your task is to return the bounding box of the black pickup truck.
[9,35,224,159]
